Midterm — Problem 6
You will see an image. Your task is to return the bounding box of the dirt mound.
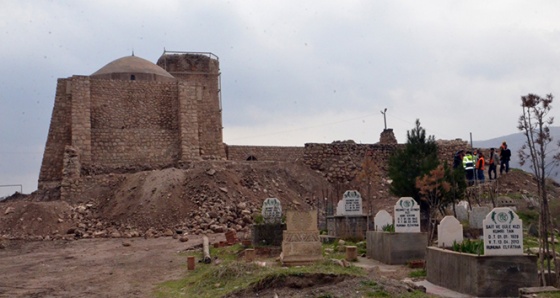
[0,161,334,239]
[0,201,75,239]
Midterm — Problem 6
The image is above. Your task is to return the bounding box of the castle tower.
[38,52,225,190]
[156,51,225,159]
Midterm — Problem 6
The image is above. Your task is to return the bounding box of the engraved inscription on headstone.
[336,190,363,216]
[483,207,523,256]
[394,197,420,233]
[261,198,282,224]
[374,210,393,231]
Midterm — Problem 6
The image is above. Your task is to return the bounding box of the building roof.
[91,55,175,79]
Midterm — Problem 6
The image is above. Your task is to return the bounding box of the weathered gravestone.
[455,200,469,222]
[262,197,282,223]
[394,197,420,233]
[281,210,322,266]
[469,206,490,229]
[336,190,363,216]
[483,207,523,256]
[437,216,463,248]
[374,210,393,231]
[252,198,285,246]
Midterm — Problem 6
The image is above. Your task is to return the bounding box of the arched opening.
[130,74,136,80]
[246,155,257,161]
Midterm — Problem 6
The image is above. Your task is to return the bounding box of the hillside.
[473,126,560,182]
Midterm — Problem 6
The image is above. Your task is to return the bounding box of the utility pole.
[380,108,387,130]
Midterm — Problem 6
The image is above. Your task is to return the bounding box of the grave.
[252,198,285,246]
[427,207,538,297]
[262,197,282,223]
[469,206,490,229]
[454,200,469,222]
[366,197,427,265]
[373,210,392,231]
[482,207,523,255]
[281,210,322,266]
[326,190,369,240]
[394,197,420,233]
[437,216,463,248]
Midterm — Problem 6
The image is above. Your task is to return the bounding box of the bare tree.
[517,93,560,285]
[416,164,451,244]
[356,155,382,216]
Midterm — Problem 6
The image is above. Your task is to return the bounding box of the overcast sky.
[2,0,560,196]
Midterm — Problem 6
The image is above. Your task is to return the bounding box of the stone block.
[366,231,427,265]
[426,246,538,297]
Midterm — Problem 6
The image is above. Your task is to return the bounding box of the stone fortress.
[38,50,467,197]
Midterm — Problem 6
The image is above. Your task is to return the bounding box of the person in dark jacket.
[499,142,511,175]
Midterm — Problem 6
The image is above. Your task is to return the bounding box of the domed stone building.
[39,51,225,190]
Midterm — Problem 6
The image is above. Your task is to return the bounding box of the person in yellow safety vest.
[475,151,485,183]
[463,151,475,186]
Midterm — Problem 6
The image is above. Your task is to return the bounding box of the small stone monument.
[262,197,282,223]
[336,190,363,216]
[455,200,469,222]
[437,216,463,248]
[374,210,393,231]
[469,206,490,229]
[483,207,523,256]
[281,210,322,266]
[394,197,420,233]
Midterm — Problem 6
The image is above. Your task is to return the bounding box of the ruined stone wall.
[227,145,304,161]
[89,79,180,168]
[38,78,73,188]
[303,143,398,182]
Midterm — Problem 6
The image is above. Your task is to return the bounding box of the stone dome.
[90,55,175,82]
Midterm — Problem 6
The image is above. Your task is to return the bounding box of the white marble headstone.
[437,216,463,248]
[483,207,523,256]
[335,190,363,216]
[374,210,393,231]
[394,197,420,233]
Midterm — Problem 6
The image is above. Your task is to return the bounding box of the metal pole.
[0,184,23,193]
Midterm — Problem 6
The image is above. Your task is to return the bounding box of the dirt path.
[0,235,224,297]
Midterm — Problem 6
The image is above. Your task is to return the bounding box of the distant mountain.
[473,126,560,182]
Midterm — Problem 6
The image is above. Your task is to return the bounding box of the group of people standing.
[452,142,511,185]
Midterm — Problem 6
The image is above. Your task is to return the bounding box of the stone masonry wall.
[227,145,304,162]
[89,79,180,168]
[38,78,72,188]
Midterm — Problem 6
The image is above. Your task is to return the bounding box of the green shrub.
[451,239,484,255]
[382,224,394,233]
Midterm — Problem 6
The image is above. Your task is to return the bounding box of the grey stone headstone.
[455,205,469,222]
[469,206,490,229]
[262,198,282,224]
